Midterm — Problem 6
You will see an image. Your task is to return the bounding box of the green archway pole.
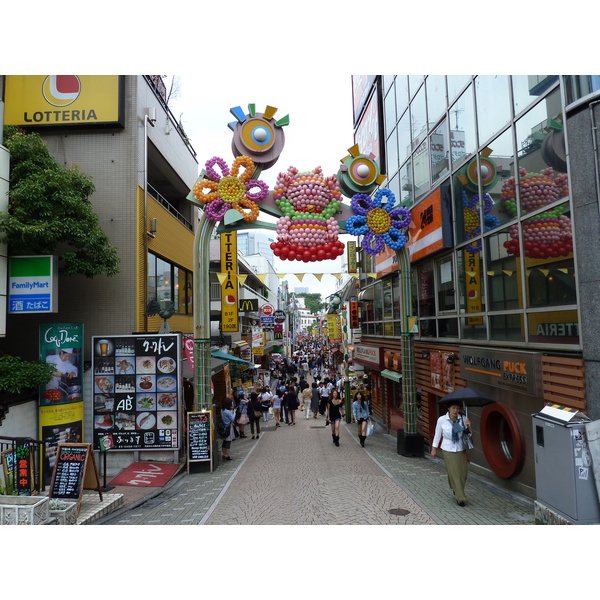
[193,214,216,412]
[398,246,417,435]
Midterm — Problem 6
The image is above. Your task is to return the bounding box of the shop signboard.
[9,255,58,314]
[354,344,383,369]
[459,346,542,397]
[91,334,181,451]
[187,411,212,472]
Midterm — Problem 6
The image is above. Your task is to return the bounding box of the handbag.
[463,431,474,450]
[216,416,230,439]
[238,413,249,425]
[462,417,474,449]
[253,409,263,419]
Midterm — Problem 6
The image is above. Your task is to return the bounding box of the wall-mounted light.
[446,353,458,364]
[147,217,157,238]
[421,349,430,359]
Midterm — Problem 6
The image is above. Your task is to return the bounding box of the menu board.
[91,334,181,451]
[49,444,88,499]
[188,412,211,463]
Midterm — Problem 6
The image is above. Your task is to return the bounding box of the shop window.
[386,129,399,177]
[515,88,569,213]
[392,277,402,321]
[528,309,579,345]
[417,262,435,317]
[526,258,576,309]
[457,250,486,316]
[398,159,413,206]
[395,76,409,120]
[513,75,558,116]
[436,256,456,312]
[475,75,511,146]
[413,138,431,202]
[397,110,412,167]
[489,313,524,342]
[148,252,193,315]
[438,318,458,338]
[447,75,471,104]
[430,119,450,183]
[460,316,488,340]
[373,281,383,320]
[409,76,424,99]
[449,84,477,170]
[426,76,447,127]
[485,228,520,311]
[384,85,397,138]
[383,279,393,319]
[419,319,436,337]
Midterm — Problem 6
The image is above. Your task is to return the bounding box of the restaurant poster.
[91,334,181,451]
[39,323,84,486]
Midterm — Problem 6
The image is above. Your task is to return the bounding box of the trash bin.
[532,404,600,525]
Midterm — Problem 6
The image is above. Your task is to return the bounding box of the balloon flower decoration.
[270,166,345,262]
[346,188,412,255]
[192,155,269,222]
[501,166,572,259]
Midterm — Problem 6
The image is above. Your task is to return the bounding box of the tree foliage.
[0,126,120,278]
[296,293,324,315]
[0,354,54,395]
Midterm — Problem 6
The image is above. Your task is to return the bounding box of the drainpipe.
[143,107,156,332]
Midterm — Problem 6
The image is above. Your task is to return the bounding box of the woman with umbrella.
[431,399,472,506]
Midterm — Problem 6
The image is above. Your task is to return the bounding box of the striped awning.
[380,369,402,383]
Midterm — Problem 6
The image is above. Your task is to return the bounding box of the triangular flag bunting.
[257,274,267,283]
[487,271,495,276]
[216,273,228,285]
[314,274,324,281]
[296,274,305,282]
[540,269,550,277]
[502,270,514,277]
[332,273,342,280]
[238,274,248,286]
[276,273,286,279]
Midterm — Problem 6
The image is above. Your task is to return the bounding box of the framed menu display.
[187,411,212,473]
[91,334,181,451]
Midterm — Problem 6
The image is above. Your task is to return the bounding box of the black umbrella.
[438,387,495,408]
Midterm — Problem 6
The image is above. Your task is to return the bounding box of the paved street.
[95,410,534,526]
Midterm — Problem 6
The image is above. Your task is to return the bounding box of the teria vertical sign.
[220,232,238,332]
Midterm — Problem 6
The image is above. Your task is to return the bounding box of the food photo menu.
[91,334,180,450]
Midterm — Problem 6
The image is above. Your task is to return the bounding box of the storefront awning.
[381,369,402,383]
[210,350,255,368]
[233,340,250,348]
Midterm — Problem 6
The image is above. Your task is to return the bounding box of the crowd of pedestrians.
[216,340,373,461]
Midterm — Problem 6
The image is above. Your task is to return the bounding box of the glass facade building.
[352,75,600,499]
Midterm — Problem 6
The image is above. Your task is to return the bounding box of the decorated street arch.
[185,103,417,438]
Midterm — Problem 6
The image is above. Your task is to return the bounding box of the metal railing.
[0,436,45,495]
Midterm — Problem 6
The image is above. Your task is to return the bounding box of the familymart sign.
[9,256,58,313]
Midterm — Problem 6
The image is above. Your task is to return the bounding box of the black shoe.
[457,500,465,507]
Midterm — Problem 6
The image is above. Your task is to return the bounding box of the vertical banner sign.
[220,232,238,332]
[349,301,359,329]
[464,250,483,325]
[327,314,343,344]
[347,241,357,273]
[91,334,181,451]
[39,323,84,486]
[252,326,264,355]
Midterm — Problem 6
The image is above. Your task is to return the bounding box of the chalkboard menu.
[91,334,181,451]
[187,412,211,470]
[50,444,89,499]
[49,443,102,504]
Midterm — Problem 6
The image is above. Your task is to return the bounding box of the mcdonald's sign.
[239,298,258,312]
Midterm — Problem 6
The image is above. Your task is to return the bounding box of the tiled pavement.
[91,412,535,526]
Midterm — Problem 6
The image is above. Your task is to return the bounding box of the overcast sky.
[167,72,357,299]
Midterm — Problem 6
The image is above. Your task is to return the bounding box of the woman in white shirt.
[431,401,471,507]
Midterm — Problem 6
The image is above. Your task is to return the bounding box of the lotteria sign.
[4,75,124,128]
[9,256,58,313]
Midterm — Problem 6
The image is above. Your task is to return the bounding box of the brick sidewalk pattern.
[94,411,535,526]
